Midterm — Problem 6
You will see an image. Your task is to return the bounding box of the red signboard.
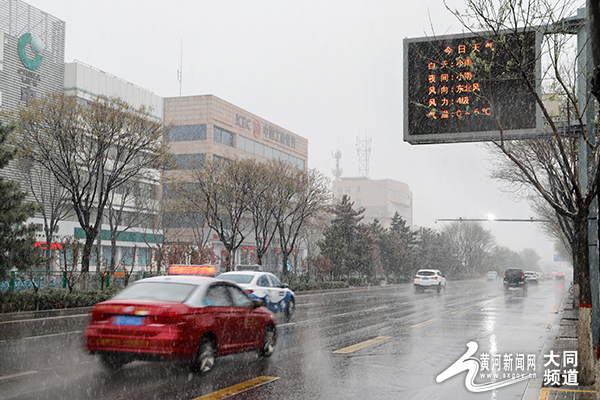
[35,242,62,250]
[168,265,217,276]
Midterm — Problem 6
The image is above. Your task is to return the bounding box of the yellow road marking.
[333,336,392,354]
[0,370,37,380]
[539,388,595,399]
[411,318,441,328]
[451,308,470,315]
[193,376,280,400]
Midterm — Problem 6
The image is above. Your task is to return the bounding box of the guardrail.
[0,270,165,291]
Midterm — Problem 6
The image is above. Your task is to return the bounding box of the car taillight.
[154,312,183,325]
[245,289,254,294]
[433,276,438,280]
[414,276,419,279]
[90,309,110,324]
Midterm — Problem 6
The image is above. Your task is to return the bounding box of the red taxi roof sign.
[168,264,217,276]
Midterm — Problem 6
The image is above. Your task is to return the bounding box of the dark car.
[503,268,527,292]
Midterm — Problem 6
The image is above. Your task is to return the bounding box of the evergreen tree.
[0,123,39,278]
[318,195,364,280]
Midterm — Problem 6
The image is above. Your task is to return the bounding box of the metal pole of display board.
[574,6,600,349]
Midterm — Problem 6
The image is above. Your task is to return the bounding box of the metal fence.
[0,270,167,291]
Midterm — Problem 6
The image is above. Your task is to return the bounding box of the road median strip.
[193,376,280,400]
[333,336,392,354]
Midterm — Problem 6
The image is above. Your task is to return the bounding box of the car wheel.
[100,353,127,370]
[285,297,295,320]
[191,337,216,374]
[259,325,276,358]
[437,284,442,293]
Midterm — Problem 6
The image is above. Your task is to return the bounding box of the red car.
[84,275,277,373]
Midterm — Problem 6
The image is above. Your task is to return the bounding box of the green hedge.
[289,280,349,292]
[0,286,123,314]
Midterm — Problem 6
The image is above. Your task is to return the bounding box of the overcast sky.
[24,0,585,263]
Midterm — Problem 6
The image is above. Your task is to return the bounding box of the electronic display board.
[404,30,543,144]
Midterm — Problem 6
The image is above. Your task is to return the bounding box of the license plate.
[113,315,144,326]
[511,283,518,286]
[422,277,429,280]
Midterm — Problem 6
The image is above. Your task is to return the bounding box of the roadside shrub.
[289,280,349,292]
[0,286,123,313]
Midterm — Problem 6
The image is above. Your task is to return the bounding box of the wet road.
[0,277,568,399]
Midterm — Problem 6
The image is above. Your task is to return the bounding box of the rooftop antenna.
[177,38,183,96]
[356,135,371,178]
[332,150,343,181]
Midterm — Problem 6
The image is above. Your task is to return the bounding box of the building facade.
[332,177,413,228]
[163,95,309,270]
[0,0,65,113]
[62,61,164,271]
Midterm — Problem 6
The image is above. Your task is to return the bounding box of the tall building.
[62,61,164,271]
[0,0,65,113]
[332,177,413,228]
[0,1,164,272]
[163,95,309,269]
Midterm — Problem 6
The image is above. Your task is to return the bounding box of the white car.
[487,271,498,280]
[524,271,539,284]
[414,269,446,293]
[218,271,295,318]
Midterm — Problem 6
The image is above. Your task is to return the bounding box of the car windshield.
[418,271,435,276]
[219,274,254,284]
[505,269,522,276]
[112,282,197,302]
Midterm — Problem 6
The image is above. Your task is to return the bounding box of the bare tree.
[15,156,71,272]
[276,167,331,280]
[178,158,253,271]
[441,221,496,277]
[446,0,598,384]
[15,93,169,284]
[106,180,159,275]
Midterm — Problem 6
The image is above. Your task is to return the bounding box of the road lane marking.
[193,376,280,400]
[539,388,595,399]
[0,370,38,380]
[0,330,83,344]
[451,308,470,315]
[410,318,441,328]
[0,313,88,325]
[333,336,392,354]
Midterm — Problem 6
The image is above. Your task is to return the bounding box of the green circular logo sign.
[18,33,43,70]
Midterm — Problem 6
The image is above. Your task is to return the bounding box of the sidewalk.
[522,293,596,400]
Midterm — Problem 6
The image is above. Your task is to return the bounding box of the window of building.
[163,182,199,199]
[345,187,351,193]
[338,187,343,194]
[357,187,361,193]
[120,247,134,266]
[138,248,149,266]
[214,126,234,147]
[166,153,206,170]
[167,124,207,142]
[237,135,305,170]
[163,211,205,228]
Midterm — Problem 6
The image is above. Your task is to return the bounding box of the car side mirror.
[281,283,289,289]
[253,299,264,308]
